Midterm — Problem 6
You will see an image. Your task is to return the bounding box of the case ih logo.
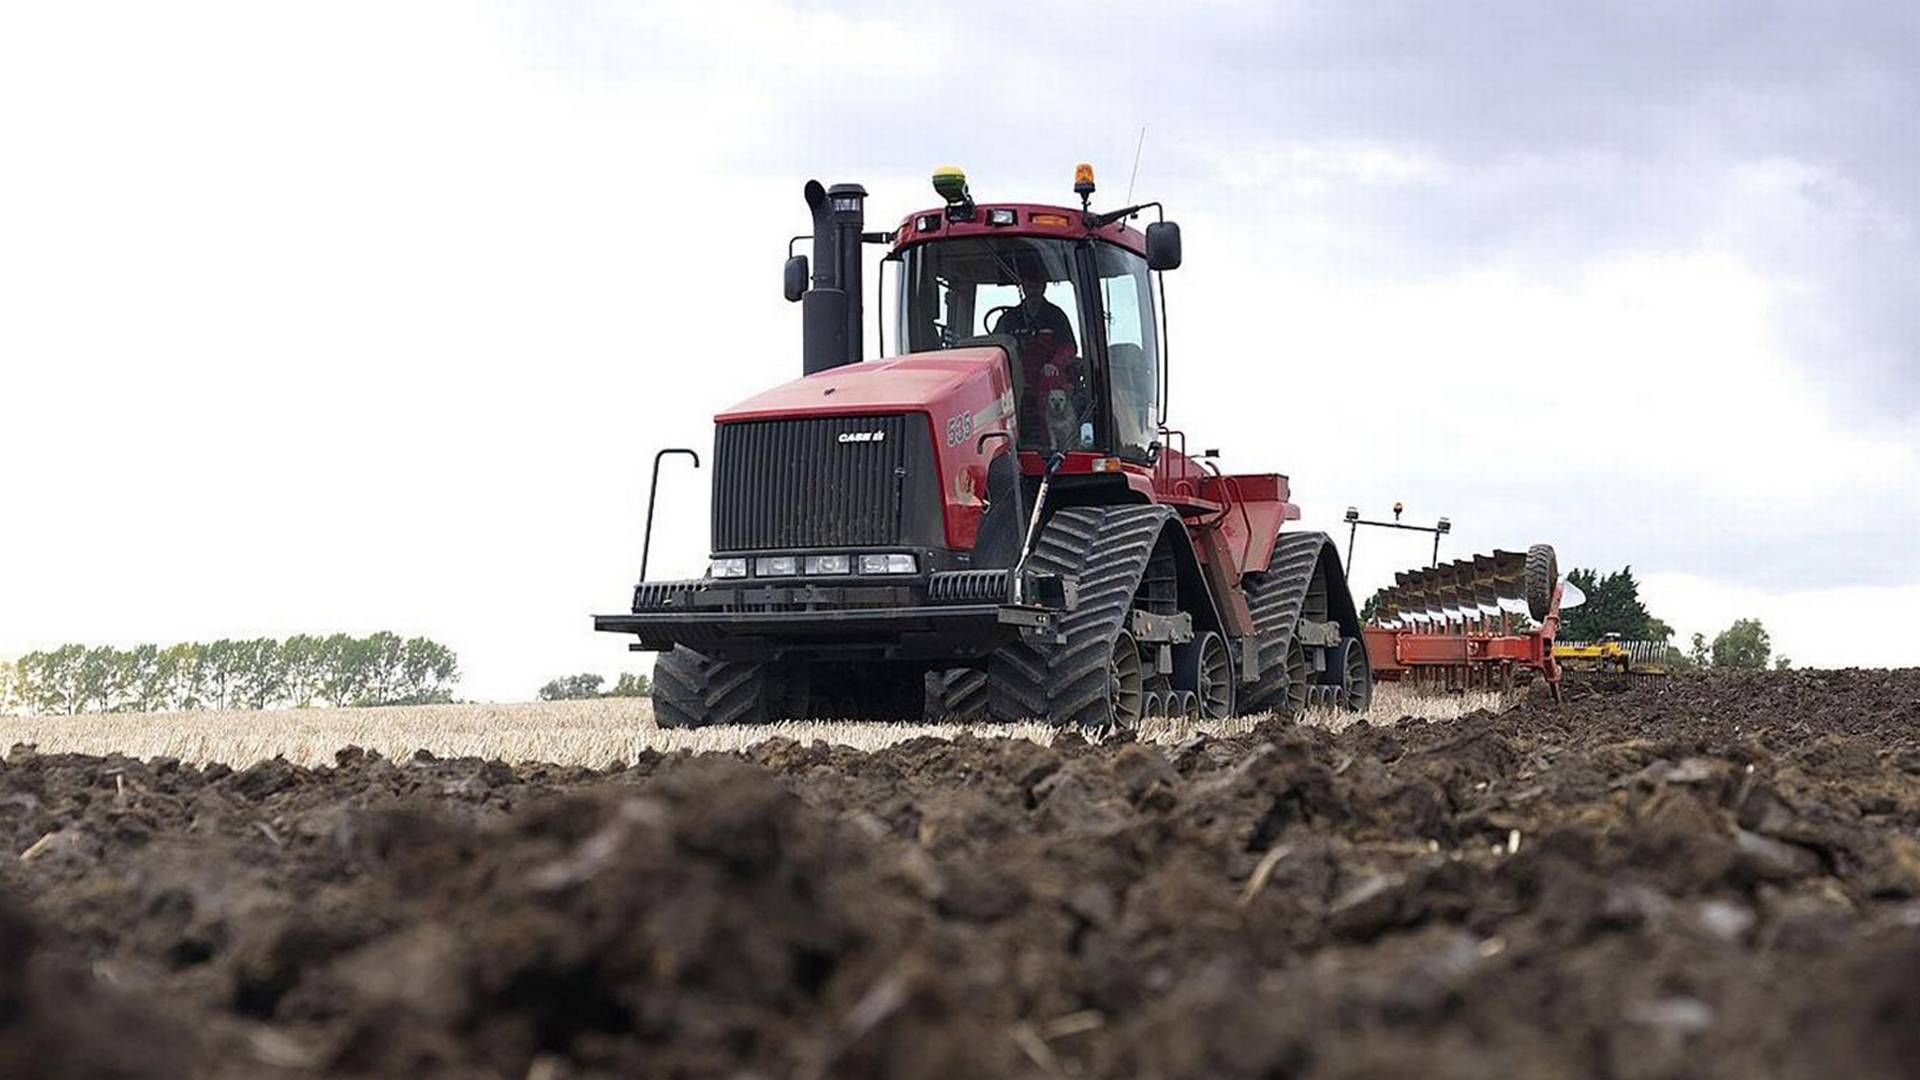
[837,431,887,444]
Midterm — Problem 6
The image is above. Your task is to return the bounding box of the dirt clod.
[0,668,1916,1078]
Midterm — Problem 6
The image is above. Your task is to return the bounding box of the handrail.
[640,448,702,582]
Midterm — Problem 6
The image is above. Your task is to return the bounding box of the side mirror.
[1146,221,1182,271]
[783,255,809,302]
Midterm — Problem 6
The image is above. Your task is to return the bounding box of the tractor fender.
[1157,516,1228,640]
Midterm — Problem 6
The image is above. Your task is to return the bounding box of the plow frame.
[1363,584,1564,700]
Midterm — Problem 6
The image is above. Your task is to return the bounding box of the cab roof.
[891,203,1149,258]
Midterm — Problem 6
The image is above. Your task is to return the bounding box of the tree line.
[1558,567,1784,671]
[538,672,649,701]
[0,633,459,715]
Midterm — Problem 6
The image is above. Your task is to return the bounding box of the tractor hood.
[710,347,1019,553]
[714,349,1006,422]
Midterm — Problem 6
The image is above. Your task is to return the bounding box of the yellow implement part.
[1554,640,1668,676]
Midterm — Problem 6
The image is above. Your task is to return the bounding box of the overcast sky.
[2,1,1914,700]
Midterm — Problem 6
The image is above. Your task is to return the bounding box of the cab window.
[899,237,1093,453]
[1095,243,1160,460]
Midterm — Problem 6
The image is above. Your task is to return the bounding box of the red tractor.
[596,165,1374,729]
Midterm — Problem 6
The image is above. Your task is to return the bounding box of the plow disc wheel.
[1526,544,1559,622]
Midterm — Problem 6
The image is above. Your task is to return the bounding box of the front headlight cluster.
[709,553,918,579]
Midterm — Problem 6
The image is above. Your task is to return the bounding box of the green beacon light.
[932,164,974,220]
[931,164,967,202]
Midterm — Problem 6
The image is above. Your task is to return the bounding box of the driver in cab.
[996,268,1086,452]
[995,268,1077,355]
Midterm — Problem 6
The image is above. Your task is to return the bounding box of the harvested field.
[1,669,1916,1078]
[0,683,1499,765]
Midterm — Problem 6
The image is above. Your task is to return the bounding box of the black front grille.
[712,414,909,551]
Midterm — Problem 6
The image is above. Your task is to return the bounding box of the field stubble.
[0,682,1503,766]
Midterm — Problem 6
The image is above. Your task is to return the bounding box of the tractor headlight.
[857,553,918,575]
[754,556,798,577]
[804,554,852,575]
[709,558,748,579]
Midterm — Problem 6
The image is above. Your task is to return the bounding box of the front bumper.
[592,569,1072,662]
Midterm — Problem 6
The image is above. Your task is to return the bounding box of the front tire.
[651,647,781,728]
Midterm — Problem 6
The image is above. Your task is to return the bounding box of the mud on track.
[2,670,1917,1079]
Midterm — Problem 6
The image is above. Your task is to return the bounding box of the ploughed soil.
[3,671,1918,1079]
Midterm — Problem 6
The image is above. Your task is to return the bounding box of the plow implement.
[1361,545,1568,700]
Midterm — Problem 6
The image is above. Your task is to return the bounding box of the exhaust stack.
[802,180,867,376]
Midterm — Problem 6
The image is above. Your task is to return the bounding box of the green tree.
[1711,618,1772,670]
[394,637,459,705]
[1688,632,1711,668]
[1774,655,1793,671]
[1558,566,1662,642]
[357,632,407,705]
[200,638,246,710]
[18,646,86,715]
[609,672,650,697]
[317,633,365,707]
[161,642,205,710]
[76,646,126,713]
[280,634,325,707]
[539,674,605,701]
[0,659,18,715]
[233,637,287,710]
[121,643,170,712]
[1359,593,1380,625]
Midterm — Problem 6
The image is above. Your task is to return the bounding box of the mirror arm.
[1086,200,1163,229]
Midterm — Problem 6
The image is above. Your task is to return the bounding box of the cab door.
[1091,242,1162,462]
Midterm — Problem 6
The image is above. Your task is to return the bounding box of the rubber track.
[1238,532,1333,719]
[650,646,772,728]
[925,668,988,721]
[987,505,1177,727]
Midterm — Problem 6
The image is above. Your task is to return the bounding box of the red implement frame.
[1362,583,1564,702]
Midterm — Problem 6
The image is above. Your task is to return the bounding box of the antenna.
[1124,125,1147,205]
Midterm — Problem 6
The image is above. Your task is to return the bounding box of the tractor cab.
[889,166,1181,464]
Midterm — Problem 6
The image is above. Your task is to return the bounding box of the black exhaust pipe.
[802,180,866,376]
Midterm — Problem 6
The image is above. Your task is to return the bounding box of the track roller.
[1174,630,1234,721]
